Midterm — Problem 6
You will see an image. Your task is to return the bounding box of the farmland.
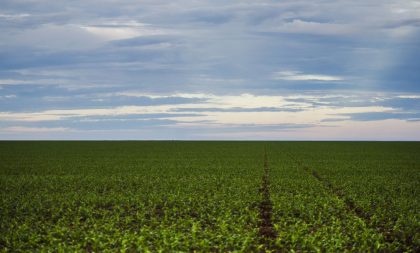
[0,141,419,252]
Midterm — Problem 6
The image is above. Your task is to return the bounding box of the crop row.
[274,142,420,252]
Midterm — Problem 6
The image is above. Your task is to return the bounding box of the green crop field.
[0,141,419,252]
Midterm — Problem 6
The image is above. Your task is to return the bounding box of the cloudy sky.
[0,0,419,140]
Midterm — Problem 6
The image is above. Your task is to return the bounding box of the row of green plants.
[267,145,384,252]
[276,142,420,252]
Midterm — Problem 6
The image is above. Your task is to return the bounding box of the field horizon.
[2,140,420,142]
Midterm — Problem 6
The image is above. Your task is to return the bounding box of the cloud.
[1,24,103,50]
[81,22,169,41]
[272,71,344,81]
[0,79,33,85]
[0,93,296,122]
[285,94,420,113]
[341,112,420,122]
[0,105,204,122]
[269,19,359,36]
[112,35,179,48]
[0,78,70,86]
[0,126,70,133]
[171,107,302,113]
[1,92,416,126]
[0,13,30,20]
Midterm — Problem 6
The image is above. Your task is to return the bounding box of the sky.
[0,0,419,140]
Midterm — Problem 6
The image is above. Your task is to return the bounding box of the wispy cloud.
[272,71,344,82]
[81,21,169,41]
[341,112,420,122]
[0,13,31,20]
[0,92,402,127]
[0,78,70,86]
[269,19,360,36]
[0,126,71,133]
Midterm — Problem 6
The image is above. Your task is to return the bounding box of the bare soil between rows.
[258,150,278,252]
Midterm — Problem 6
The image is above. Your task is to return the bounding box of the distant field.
[1,141,419,252]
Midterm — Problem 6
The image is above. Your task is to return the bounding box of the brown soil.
[258,149,278,251]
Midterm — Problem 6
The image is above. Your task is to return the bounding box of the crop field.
[0,141,419,252]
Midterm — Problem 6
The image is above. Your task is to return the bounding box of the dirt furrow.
[258,149,277,251]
